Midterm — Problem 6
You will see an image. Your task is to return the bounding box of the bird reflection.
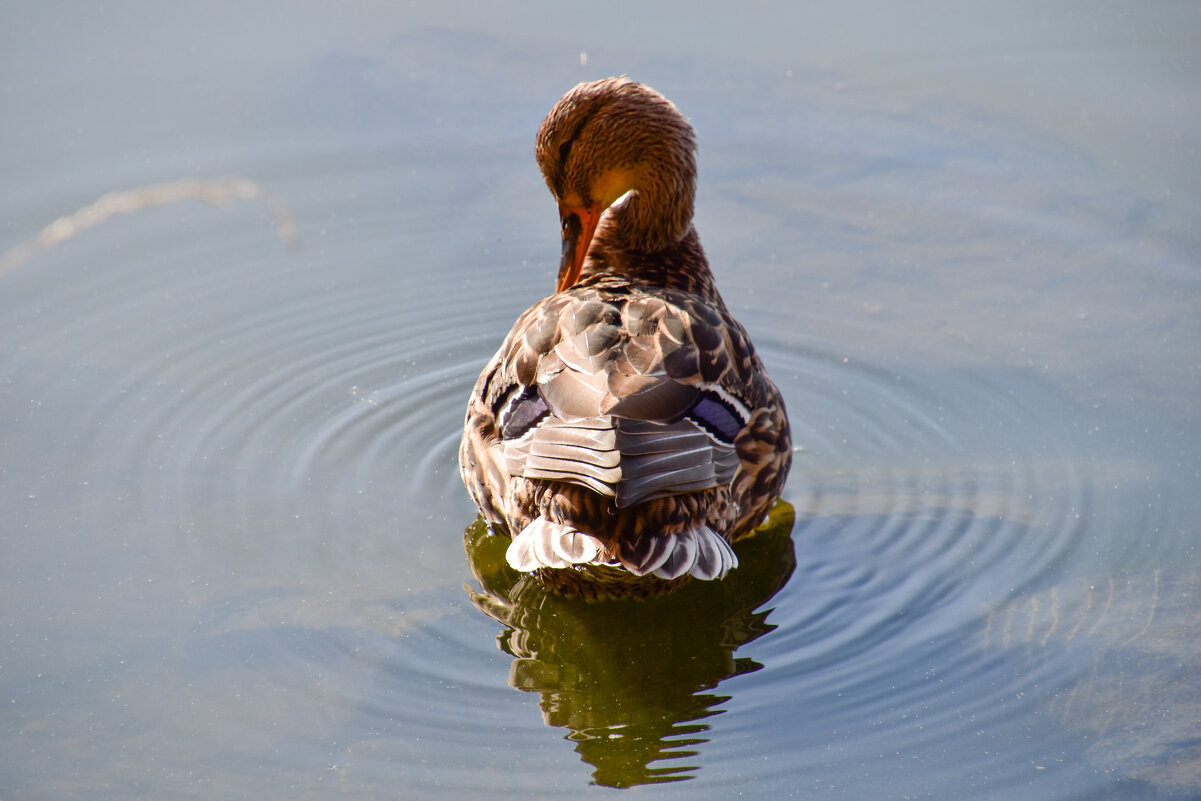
[463,501,796,788]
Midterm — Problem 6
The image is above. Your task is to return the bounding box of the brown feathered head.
[535,78,698,291]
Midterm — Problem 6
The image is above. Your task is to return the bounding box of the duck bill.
[556,203,602,293]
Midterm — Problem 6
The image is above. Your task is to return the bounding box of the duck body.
[460,79,791,597]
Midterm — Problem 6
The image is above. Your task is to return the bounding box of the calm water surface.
[2,6,1199,800]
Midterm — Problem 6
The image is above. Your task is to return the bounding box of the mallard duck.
[460,78,791,596]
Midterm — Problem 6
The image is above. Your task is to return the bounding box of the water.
[3,5,1199,800]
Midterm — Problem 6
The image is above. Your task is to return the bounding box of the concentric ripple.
[5,49,1196,800]
[675,314,1119,797]
[1,176,1156,798]
[1,170,604,792]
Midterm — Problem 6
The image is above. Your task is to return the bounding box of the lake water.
[2,4,1198,799]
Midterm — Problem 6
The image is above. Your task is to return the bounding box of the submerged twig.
[0,176,299,277]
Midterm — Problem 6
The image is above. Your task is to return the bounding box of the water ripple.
[1,162,1164,798]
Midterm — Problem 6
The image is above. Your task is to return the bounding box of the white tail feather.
[651,529,698,580]
[507,517,604,572]
[506,517,736,581]
[688,526,738,580]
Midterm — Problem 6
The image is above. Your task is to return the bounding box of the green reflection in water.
[463,502,796,788]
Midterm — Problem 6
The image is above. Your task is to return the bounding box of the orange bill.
[556,202,602,292]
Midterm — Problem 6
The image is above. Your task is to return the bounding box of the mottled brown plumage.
[460,78,791,597]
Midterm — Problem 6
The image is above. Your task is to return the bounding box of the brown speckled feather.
[460,78,791,597]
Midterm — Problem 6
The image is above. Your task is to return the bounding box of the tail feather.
[691,526,737,580]
[507,517,604,571]
[506,516,736,581]
[649,530,698,580]
[619,532,677,576]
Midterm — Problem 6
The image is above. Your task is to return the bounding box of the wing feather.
[467,283,783,585]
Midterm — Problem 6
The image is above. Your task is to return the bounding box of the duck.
[460,78,791,598]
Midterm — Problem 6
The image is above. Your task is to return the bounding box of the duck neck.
[580,213,723,303]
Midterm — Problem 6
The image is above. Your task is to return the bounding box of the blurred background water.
[2,3,1198,799]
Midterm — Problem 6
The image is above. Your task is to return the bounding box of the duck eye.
[558,140,573,165]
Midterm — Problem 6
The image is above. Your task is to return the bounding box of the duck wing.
[487,284,769,507]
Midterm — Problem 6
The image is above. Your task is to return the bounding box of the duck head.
[534,78,698,292]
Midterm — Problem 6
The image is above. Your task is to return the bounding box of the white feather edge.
[506,516,737,580]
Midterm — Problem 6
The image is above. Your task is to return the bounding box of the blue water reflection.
[1,6,1198,801]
